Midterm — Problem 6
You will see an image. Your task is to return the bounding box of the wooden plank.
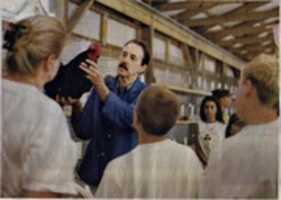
[184,8,279,27]
[173,2,218,21]
[209,26,272,42]
[176,120,197,125]
[168,85,211,96]
[207,21,278,39]
[100,13,108,45]
[142,26,156,84]
[56,0,68,25]
[182,45,195,67]
[177,0,269,2]
[157,2,191,11]
[220,33,273,46]
[231,42,273,53]
[66,0,95,33]
[203,2,268,29]
[95,0,246,70]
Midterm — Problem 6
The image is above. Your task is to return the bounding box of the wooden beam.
[157,2,190,12]
[231,43,273,54]
[66,0,95,33]
[207,21,277,39]
[95,0,246,70]
[201,2,267,33]
[142,26,156,84]
[100,13,108,45]
[209,26,274,42]
[173,2,218,21]
[182,45,195,67]
[221,34,273,47]
[56,0,68,25]
[184,8,278,27]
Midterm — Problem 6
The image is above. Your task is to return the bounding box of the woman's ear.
[43,54,55,72]
[43,54,60,81]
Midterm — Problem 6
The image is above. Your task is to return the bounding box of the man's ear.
[139,64,148,74]
[244,79,255,97]
[132,109,139,130]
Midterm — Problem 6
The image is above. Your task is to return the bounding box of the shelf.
[176,120,197,125]
[168,85,211,96]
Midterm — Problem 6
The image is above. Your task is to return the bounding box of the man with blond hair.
[200,54,279,198]
[95,85,203,198]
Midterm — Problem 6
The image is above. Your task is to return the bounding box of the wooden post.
[66,0,95,34]
[141,25,156,84]
[100,13,108,45]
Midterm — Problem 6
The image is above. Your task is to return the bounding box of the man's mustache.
[118,62,128,71]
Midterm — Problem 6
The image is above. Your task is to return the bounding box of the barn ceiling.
[145,0,279,61]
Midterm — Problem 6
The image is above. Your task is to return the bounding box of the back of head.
[243,54,279,108]
[136,85,179,136]
[5,15,66,75]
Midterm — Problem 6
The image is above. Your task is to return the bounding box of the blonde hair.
[243,54,279,107]
[136,85,179,136]
[6,15,66,75]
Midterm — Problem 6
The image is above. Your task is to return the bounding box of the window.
[225,66,235,78]
[153,37,165,60]
[169,43,184,65]
[203,55,216,73]
[107,18,136,47]
[69,3,101,40]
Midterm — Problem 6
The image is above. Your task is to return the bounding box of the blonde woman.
[2,16,79,197]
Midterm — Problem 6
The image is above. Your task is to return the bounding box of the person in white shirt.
[200,54,279,198]
[197,96,226,166]
[2,15,79,198]
[95,85,203,198]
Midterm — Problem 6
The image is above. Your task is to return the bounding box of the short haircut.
[243,54,279,108]
[200,96,224,123]
[212,89,230,99]
[136,85,179,136]
[124,39,150,66]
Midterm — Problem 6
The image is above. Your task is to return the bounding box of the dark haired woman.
[196,96,226,166]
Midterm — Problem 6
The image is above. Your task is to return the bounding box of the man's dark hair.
[200,96,224,123]
[125,39,150,66]
[136,85,179,136]
[212,89,230,100]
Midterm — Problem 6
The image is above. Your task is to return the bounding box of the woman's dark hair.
[225,113,246,138]
[124,39,150,66]
[200,96,223,123]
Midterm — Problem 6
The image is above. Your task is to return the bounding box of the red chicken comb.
[88,42,102,62]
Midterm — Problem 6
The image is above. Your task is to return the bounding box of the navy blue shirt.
[73,76,146,186]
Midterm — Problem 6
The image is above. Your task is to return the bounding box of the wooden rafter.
[221,34,273,47]
[157,1,190,11]
[182,45,195,67]
[184,8,278,27]
[66,0,95,33]
[172,2,219,21]
[245,48,274,59]
[207,21,278,39]
[203,2,267,30]
[231,43,273,54]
